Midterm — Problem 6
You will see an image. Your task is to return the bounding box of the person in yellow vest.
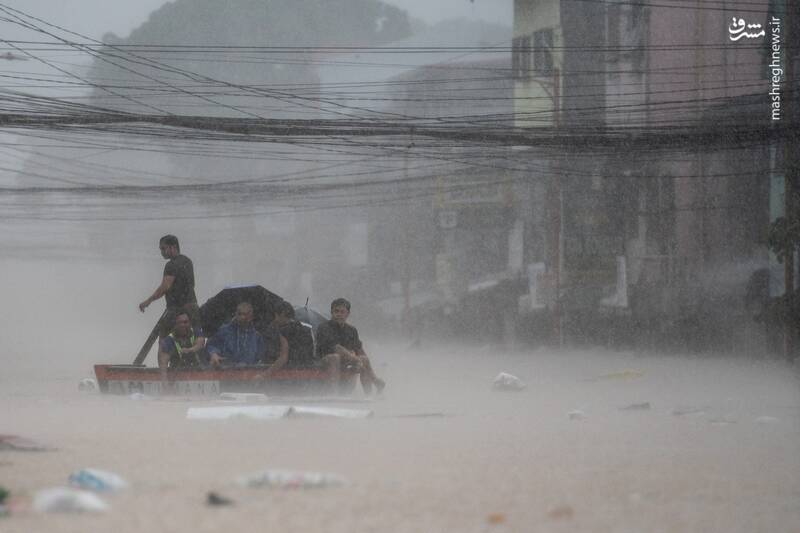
[158,311,207,386]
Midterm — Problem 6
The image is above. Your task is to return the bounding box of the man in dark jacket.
[267,301,316,369]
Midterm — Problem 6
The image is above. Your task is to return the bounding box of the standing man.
[316,298,385,395]
[139,234,200,342]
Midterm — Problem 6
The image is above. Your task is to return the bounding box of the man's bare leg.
[356,355,385,394]
[157,347,174,395]
[322,353,341,395]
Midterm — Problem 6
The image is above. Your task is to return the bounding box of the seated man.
[271,301,317,369]
[315,298,385,395]
[261,307,290,378]
[207,302,266,367]
[158,311,207,383]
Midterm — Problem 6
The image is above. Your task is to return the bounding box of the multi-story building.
[513,0,787,351]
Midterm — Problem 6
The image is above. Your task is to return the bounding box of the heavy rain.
[0,1,798,532]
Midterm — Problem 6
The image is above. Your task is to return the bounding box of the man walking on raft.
[139,234,201,343]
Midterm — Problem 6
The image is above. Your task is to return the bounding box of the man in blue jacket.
[207,302,266,366]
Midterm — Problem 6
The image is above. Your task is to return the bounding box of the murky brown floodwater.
[1,340,798,533]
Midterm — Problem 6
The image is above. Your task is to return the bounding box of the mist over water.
[0,0,797,531]
[0,256,798,533]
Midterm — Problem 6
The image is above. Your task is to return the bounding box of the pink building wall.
[646,0,771,269]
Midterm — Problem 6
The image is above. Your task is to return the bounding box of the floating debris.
[487,512,506,525]
[238,469,347,489]
[671,407,707,417]
[620,402,652,411]
[33,487,108,513]
[755,416,779,424]
[285,406,373,419]
[387,412,449,419]
[128,392,153,401]
[709,418,737,426]
[187,405,372,420]
[567,410,587,420]
[206,491,234,506]
[219,393,268,402]
[68,468,128,493]
[492,372,526,391]
[587,369,644,382]
[78,378,97,392]
[188,405,290,420]
[547,504,575,520]
[0,435,55,452]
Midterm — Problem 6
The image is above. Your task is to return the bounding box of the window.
[512,36,532,79]
[514,29,554,79]
[607,4,621,50]
[533,29,553,76]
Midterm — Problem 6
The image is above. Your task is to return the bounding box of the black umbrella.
[294,306,329,332]
[200,284,284,338]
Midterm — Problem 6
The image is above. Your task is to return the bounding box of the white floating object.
[238,469,347,489]
[567,410,587,420]
[619,402,651,411]
[492,372,526,391]
[219,393,268,402]
[671,407,706,417]
[187,405,372,420]
[78,378,97,392]
[33,487,109,513]
[755,416,779,424]
[286,406,373,419]
[68,468,128,493]
[588,369,644,382]
[187,405,291,420]
[129,392,153,401]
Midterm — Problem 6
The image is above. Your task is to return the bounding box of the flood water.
[1,260,798,533]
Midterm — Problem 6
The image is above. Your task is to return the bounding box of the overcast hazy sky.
[1,0,512,41]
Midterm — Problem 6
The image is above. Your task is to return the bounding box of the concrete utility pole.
[551,67,563,348]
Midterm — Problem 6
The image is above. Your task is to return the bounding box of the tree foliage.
[768,211,800,264]
[126,0,411,46]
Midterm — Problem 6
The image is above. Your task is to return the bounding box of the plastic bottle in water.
[68,468,128,493]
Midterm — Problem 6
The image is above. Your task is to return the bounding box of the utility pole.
[401,129,414,336]
[550,67,563,348]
